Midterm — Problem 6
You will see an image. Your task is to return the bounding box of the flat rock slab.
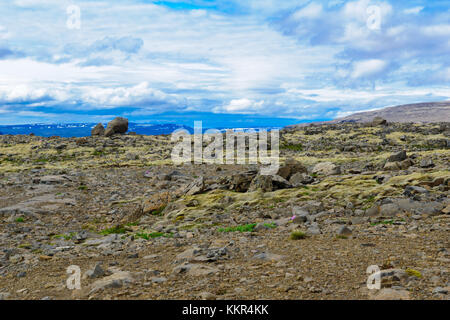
[89,271,134,294]
[173,263,219,277]
[252,252,285,262]
[34,175,71,185]
[370,288,410,300]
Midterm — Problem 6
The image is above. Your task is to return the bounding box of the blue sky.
[0,0,449,125]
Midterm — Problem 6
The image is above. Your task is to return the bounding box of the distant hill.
[286,101,450,129]
[333,101,450,124]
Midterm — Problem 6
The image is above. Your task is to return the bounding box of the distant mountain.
[333,102,450,124]
[286,101,450,129]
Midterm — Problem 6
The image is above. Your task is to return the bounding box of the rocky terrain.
[0,118,449,300]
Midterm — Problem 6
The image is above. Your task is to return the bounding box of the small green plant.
[150,205,166,216]
[290,230,307,240]
[52,232,76,240]
[78,185,88,191]
[218,223,257,233]
[370,220,394,226]
[336,235,348,239]
[92,150,104,156]
[281,143,303,151]
[15,217,25,223]
[406,268,422,278]
[100,225,127,235]
[263,223,277,229]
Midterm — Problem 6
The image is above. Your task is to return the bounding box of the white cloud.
[403,7,424,15]
[422,24,450,37]
[351,59,388,79]
[218,98,265,113]
[81,82,180,108]
[292,2,323,20]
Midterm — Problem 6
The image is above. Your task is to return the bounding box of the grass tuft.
[290,230,307,240]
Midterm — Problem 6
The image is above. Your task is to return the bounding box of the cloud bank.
[0,0,448,124]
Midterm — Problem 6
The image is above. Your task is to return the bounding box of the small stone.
[365,206,379,217]
[84,263,105,279]
[198,292,216,300]
[371,288,410,300]
[420,158,434,168]
[387,150,407,163]
[432,287,448,295]
[0,292,10,300]
[337,226,352,236]
[404,186,429,197]
[252,252,284,262]
[151,277,167,284]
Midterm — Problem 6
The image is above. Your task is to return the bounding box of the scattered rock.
[311,162,341,176]
[248,174,291,192]
[89,270,134,294]
[104,117,129,137]
[337,226,352,236]
[370,288,410,300]
[91,123,105,136]
[372,117,387,126]
[83,262,105,279]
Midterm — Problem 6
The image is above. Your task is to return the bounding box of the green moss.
[150,205,167,216]
[406,268,422,278]
[52,232,76,240]
[281,143,303,151]
[290,230,307,240]
[218,223,257,233]
[100,225,127,235]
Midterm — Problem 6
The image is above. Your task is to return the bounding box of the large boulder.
[384,150,412,170]
[311,162,341,176]
[248,174,291,192]
[387,150,407,162]
[289,173,314,186]
[105,117,128,137]
[229,171,257,193]
[372,117,388,126]
[277,158,307,180]
[91,123,105,136]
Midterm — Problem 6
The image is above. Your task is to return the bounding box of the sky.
[0,0,449,125]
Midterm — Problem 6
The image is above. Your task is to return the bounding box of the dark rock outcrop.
[91,123,105,136]
[105,117,129,137]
